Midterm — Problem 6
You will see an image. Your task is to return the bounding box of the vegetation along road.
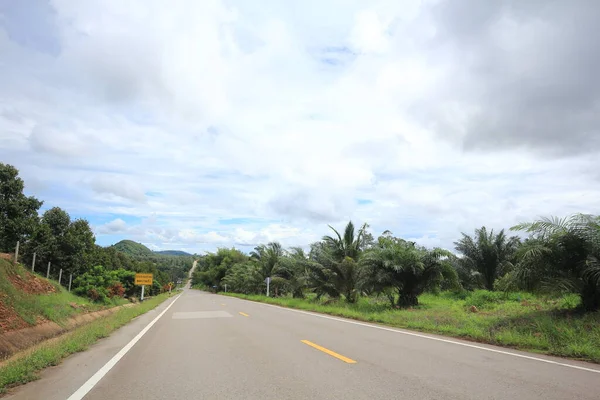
[6,287,600,400]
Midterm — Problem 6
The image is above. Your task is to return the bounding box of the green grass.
[223,290,600,363]
[0,260,127,332]
[0,292,173,394]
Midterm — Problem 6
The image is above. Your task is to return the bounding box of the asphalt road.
[7,289,600,400]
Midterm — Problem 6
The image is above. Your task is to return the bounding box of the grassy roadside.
[0,293,174,394]
[223,291,600,363]
[0,259,127,333]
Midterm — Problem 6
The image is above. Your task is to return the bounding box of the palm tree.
[273,247,310,298]
[511,214,600,311]
[361,236,458,307]
[322,221,368,261]
[250,242,283,279]
[454,227,519,291]
[305,222,369,303]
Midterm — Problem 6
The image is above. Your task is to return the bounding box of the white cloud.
[1,0,598,252]
[90,176,146,203]
[29,125,89,157]
[96,218,128,234]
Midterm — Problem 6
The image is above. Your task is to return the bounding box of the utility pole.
[46,262,51,279]
[68,274,73,292]
[58,269,63,285]
[31,252,36,272]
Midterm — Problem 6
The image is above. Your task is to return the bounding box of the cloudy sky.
[1,0,599,253]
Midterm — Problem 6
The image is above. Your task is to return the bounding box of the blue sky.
[1,0,599,253]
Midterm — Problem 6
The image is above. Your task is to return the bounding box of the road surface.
[185,260,198,288]
[7,289,600,399]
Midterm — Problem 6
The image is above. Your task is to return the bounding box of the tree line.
[194,217,600,312]
[0,163,194,302]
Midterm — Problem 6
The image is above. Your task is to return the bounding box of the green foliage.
[156,250,192,256]
[72,265,136,303]
[361,234,459,307]
[0,163,43,252]
[25,208,96,276]
[322,221,369,261]
[251,242,284,280]
[221,262,263,294]
[271,247,310,298]
[305,221,369,303]
[454,226,520,291]
[192,248,248,290]
[511,214,600,311]
[111,240,154,257]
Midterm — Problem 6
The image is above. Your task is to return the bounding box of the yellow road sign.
[135,273,153,285]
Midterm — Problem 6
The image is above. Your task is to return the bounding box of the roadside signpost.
[265,277,271,297]
[135,273,153,301]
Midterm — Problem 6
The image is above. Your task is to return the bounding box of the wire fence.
[10,240,75,292]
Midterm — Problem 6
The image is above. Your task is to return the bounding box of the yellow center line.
[239,312,249,317]
[301,340,357,364]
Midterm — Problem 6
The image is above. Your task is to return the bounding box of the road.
[7,289,600,400]
[186,260,197,288]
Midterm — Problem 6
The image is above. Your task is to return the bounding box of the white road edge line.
[225,295,600,374]
[67,294,182,400]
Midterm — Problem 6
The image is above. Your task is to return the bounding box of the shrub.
[465,290,504,308]
[108,282,125,298]
[86,287,109,303]
[73,266,134,303]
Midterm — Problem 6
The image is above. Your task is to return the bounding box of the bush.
[86,287,109,303]
[494,273,518,292]
[73,266,134,303]
[108,282,125,298]
[465,290,505,308]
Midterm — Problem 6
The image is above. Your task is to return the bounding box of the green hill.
[111,240,153,257]
[156,250,192,256]
[111,241,192,257]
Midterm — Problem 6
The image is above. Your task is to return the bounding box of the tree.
[273,247,310,298]
[0,163,43,252]
[28,207,71,269]
[63,219,96,275]
[250,242,284,280]
[72,265,137,303]
[361,235,458,307]
[322,221,368,261]
[511,214,600,311]
[192,248,248,290]
[221,262,263,294]
[305,222,369,303]
[26,208,95,275]
[454,227,519,291]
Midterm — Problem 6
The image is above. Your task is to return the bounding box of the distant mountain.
[111,240,192,257]
[156,250,192,256]
[111,240,153,257]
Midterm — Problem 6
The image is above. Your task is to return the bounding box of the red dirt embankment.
[0,254,57,334]
[7,271,56,295]
[0,298,29,332]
